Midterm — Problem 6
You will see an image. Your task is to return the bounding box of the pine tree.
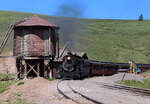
[138,14,143,21]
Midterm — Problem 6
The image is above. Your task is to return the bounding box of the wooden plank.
[28,64,38,76]
[55,29,59,58]
[37,62,40,77]
[24,61,27,79]
[43,29,49,56]
[0,56,17,58]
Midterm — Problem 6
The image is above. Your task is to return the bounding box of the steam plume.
[53,2,84,51]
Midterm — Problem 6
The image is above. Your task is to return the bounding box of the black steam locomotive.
[56,52,117,79]
[57,52,90,79]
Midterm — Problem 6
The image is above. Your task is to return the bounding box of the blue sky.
[0,0,149,19]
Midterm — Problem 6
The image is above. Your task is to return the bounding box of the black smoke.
[53,2,84,51]
[56,3,82,18]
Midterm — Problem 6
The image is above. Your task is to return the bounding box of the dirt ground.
[0,77,75,104]
[0,73,150,104]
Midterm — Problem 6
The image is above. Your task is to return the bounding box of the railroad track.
[57,80,103,104]
[103,83,150,96]
[57,80,81,104]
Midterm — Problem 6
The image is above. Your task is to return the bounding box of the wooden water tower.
[13,15,59,79]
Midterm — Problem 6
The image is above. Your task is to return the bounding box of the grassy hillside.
[0,11,150,63]
[76,20,150,63]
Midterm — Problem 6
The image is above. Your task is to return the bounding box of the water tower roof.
[15,15,57,28]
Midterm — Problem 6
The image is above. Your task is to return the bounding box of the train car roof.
[87,60,150,67]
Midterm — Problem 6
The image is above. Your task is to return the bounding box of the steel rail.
[57,80,81,104]
[68,82,104,104]
[103,83,150,96]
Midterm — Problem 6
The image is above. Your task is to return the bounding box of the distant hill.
[0,11,150,63]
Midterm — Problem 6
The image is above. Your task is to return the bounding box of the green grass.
[0,74,17,94]
[76,20,150,63]
[118,70,150,89]
[14,92,22,97]
[46,77,56,81]
[0,73,16,81]
[0,80,17,94]
[17,82,24,86]
[1,98,34,104]
[1,11,150,63]
[119,79,150,89]
[141,69,150,79]
[142,70,150,74]
[12,99,33,104]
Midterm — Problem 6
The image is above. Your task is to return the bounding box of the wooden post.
[45,60,50,78]
[16,58,20,80]
[49,68,52,78]
[48,60,53,78]
[37,62,40,77]
[24,60,27,79]
[56,29,59,58]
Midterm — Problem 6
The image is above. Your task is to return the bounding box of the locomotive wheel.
[73,75,80,80]
[79,74,84,80]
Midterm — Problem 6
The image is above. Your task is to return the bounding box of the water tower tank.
[13,15,59,57]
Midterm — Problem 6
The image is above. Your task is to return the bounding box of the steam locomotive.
[55,52,118,79]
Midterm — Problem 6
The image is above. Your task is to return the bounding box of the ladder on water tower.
[0,18,27,55]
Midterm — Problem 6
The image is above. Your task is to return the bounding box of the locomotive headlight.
[67,56,71,60]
